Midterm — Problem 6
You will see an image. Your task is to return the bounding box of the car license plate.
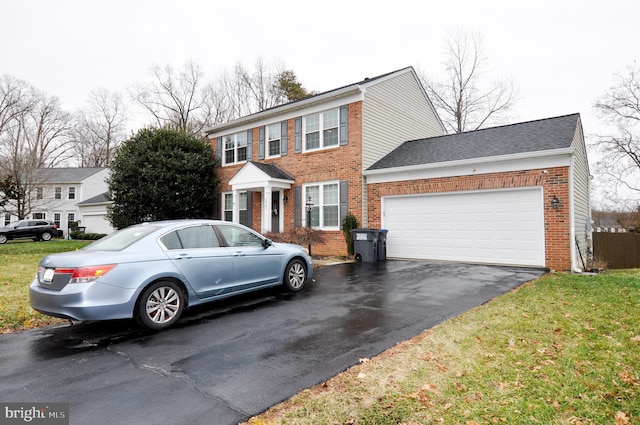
[43,268,55,282]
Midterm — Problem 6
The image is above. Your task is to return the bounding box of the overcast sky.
[2,0,639,205]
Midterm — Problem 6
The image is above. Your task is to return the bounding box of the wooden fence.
[593,232,640,269]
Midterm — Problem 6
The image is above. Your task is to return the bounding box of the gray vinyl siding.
[570,118,591,269]
[361,71,445,170]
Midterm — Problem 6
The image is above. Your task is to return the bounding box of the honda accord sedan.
[30,220,313,330]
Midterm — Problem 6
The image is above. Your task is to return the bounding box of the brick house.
[205,67,591,272]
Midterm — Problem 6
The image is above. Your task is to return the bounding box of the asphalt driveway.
[0,260,546,424]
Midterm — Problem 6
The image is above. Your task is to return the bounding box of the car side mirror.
[263,238,272,248]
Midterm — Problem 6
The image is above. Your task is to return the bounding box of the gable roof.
[249,161,295,181]
[204,67,421,135]
[367,114,580,171]
[34,167,107,184]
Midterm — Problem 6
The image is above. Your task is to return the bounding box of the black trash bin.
[351,228,382,262]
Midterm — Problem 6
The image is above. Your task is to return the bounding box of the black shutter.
[258,126,265,159]
[339,180,348,228]
[339,106,348,146]
[216,137,222,165]
[294,117,302,153]
[281,120,288,156]
[213,192,221,220]
[246,130,253,161]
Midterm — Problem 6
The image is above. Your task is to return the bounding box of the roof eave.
[204,86,362,136]
[364,147,576,176]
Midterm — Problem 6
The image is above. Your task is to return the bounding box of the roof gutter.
[364,147,576,177]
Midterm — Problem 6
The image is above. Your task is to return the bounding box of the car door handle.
[174,253,192,260]
[232,251,245,256]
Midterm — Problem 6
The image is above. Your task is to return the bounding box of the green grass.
[0,240,91,332]
[246,271,640,425]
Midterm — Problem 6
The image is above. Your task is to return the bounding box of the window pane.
[224,193,233,210]
[224,211,233,221]
[323,205,339,227]
[239,192,247,210]
[324,109,338,128]
[237,146,247,161]
[324,128,338,146]
[177,225,220,249]
[306,186,319,205]
[237,132,247,146]
[306,132,320,150]
[267,123,281,141]
[323,184,338,204]
[269,139,280,156]
[225,150,235,164]
[311,207,320,227]
[306,114,319,132]
[224,136,235,150]
[217,225,263,247]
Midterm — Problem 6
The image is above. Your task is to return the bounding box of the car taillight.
[69,264,116,283]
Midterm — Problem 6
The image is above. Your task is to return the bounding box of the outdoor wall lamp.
[305,196,314,228]
[551,195,560,209]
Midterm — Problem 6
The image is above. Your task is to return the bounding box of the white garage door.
[382,188,545,267]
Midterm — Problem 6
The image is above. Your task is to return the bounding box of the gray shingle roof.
[250,161,295,181]
[77,192,111,205]
[34,167,107,183]
[367,114,580,170]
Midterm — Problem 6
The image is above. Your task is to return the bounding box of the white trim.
[364,148,575,184]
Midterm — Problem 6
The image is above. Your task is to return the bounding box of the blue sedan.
[30,220,313,330]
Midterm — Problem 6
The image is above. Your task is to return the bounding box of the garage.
[382,188,545,267]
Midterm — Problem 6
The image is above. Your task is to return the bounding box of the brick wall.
[367,167,572,271]
[212,102,364,257]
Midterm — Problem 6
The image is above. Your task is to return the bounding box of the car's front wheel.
[0,234,6,244]
[136,281,185,330]
[283,258,307,292]
[40,232,52,241]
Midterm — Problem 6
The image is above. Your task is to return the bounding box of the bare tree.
[71,89,127,167]
[0,81,72,218]
[420,30,517,133]
[130,61,224,134]
[218,58,308,120]
[593,63,640,202]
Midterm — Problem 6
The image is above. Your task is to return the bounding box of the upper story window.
[303,182,339,230]
[54,187,62,200]
[267,123,281,157]
[68,187,76,200]
[36,187,43,200]
[304,108,339,151]
[224,132,248,165]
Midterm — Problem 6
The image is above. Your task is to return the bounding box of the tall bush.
[342,213,359,256]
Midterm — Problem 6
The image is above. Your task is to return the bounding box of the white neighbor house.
[3,168,115,236]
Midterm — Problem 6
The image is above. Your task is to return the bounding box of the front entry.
[271,191,280,233]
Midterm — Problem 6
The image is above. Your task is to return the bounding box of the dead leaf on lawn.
[615,411,630,425]
[631,335,640,343]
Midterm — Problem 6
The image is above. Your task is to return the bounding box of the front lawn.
[0,240,91,332]
[245,271,640,425]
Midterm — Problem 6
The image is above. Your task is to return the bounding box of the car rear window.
[84,225,160,251]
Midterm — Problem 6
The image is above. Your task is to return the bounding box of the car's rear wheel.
[0,234,6,244]
[136,281,184,330]
[283,258,307,292]
[40,232,52,241]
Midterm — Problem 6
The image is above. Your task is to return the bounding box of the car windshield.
[84,225,160,251]
[7,221,22,227]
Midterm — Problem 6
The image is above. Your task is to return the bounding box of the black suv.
[0,220,59,244]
